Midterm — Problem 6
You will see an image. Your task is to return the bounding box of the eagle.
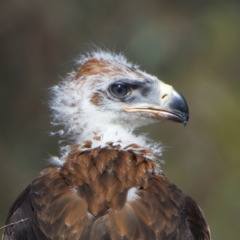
[2,50,211,240]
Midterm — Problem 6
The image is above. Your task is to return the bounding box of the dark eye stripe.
[110,84,129,98]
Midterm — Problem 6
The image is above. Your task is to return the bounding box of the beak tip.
[183,119,188,127]
[183,114,189,127]
[167,89,189,126]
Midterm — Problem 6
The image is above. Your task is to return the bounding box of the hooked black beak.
[122,82,189,126]
[161,88,189,126]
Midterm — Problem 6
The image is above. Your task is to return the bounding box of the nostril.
[162,94,167,99]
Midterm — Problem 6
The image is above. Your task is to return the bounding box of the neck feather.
[49,124,163,167]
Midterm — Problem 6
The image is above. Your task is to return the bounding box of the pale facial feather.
[49,50,164,164]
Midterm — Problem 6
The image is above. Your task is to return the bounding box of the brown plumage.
[2,50,211,239]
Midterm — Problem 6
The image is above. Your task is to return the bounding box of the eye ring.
[110,84,130,98]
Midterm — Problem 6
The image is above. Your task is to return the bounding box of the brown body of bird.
[2,50,210,240]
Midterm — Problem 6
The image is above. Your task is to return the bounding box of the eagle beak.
[122,82,189,126]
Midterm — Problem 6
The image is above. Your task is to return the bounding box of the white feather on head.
[49,50,163,166]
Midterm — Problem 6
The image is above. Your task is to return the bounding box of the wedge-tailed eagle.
[2,50,210,240]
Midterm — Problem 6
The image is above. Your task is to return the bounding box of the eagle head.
[50,50,189,161]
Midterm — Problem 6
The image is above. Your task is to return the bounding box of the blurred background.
[0,0,239,239]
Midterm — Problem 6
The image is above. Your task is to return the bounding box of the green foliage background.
[0,1,239,239]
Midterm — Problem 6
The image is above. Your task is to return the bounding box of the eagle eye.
[110,84,129,98]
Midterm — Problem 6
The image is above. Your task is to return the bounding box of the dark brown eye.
[110,84,129,98]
